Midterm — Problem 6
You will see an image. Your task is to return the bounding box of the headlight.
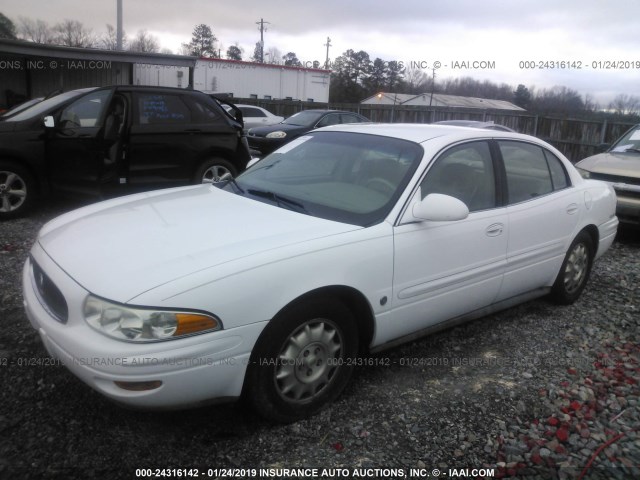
[576,167,591,179]
[266,131,287,139]
[84,296,221,342]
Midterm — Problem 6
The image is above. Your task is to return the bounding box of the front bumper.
[614,192,640,225]
[22,243,266,409]
[246,134,287,154]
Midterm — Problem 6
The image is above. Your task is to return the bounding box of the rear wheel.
[194,158,237,184]
[245,298,358,423]
[550,231,594,304]
[0,163,35,220]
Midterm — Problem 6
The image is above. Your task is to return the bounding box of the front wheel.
[550,231,594,304]
[0,163,35,220]
[245,298,358,423]
[194,158,237,184]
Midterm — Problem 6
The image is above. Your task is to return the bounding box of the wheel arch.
[578,224,599,257]
[0,154,45,196]
[268,285,376,355]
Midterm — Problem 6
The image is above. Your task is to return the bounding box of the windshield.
[282,110,324,127]
[5,88,97,122]
[610,125,640,153]
[1,98,44,119]
[226,131,423,226]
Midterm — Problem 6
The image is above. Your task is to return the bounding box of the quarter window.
[420,141,496,212]
[544,150,570,190]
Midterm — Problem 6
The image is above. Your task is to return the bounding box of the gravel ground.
[0,198,638,480]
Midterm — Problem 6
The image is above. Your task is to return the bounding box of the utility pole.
[429,66,436,107]
[256,18,270,63]
[324,37,332,69]
[116,0,123,50]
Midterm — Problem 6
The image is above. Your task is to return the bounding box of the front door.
[380,140,508,345]
[47,89,116,195]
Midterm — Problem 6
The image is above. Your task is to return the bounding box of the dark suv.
[0,86,251,219]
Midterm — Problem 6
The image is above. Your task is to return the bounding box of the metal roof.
[0,38,197,68]
[361,92,525,111]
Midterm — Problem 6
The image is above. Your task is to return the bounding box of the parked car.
[435,120,515,132]
[247,109,369,154]
[575,123,640,225]
[23,124,617,422]
[222,104,284,130]
[0,86,250,219]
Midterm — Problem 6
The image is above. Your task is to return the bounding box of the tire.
[194,158,237,184]
[245,297,359,423]
[0,162,35,220]
[550,231,594,305]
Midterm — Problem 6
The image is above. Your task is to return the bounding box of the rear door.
[495,140,581,300]
[127,91,237,187]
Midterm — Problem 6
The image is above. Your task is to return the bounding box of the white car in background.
[23,124,618,422]
[223,104,284,130]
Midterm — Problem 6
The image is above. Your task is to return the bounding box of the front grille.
[31,258,68,324]
[589,172,640,186]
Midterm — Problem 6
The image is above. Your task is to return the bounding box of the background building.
[192,58,330,103]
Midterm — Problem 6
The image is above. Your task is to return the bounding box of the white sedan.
[23,124,618,422]
[223,104,284,130]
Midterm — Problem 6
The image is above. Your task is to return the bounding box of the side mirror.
[411,193,469,222]
[43,115,55,128]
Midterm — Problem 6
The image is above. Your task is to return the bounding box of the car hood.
[37,185,360,303]
[249,123,310,136]
[576,152,640,180]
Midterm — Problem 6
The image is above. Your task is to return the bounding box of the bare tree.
[53,19,94,47]
[18,17,53,44]
[265,47,282,64]
[609,94,640,116]
[129,29,159,53]
[403,68,431,94]
[100,24,127,50]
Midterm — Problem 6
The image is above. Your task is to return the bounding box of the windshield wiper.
[247,189,308,213]
[222,177,245,194]
[623,147,640,154]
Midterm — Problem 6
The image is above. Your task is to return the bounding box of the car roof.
[294,109,358,114]
[319,123,526,144]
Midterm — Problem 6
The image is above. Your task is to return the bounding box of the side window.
[420,141,496,212]
[340,114,364,124]
[241,107,266,117]
[137,94,191,125]
[544,150,570,190]
[59,90,111,128]
[316,114,340,127]
[499,141,553,204]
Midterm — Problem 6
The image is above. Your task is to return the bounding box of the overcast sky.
[3,0,639,105]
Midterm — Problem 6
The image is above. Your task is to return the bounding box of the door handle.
[566,203,578,215]
[485,223,504,237]
[184,129,202,133]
